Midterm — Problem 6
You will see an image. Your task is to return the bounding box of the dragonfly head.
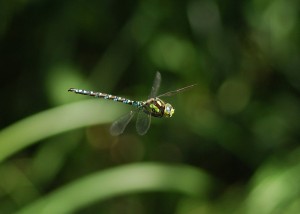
[164,103,175,117]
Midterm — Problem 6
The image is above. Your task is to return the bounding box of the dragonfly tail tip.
[68,88,75,92]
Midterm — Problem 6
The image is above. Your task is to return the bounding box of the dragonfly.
[68,72,196,136]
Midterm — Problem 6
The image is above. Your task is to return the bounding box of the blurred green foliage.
[0,0,300,213]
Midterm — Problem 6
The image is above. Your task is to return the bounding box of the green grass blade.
[0,100,126,162]
[16,163,212,214]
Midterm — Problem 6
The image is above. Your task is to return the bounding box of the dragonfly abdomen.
[68,88,143,107]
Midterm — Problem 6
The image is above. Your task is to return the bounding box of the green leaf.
[0,100,126,162]
[16,163,212,214]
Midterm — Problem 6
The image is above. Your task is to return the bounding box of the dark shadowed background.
[1,0,300,213]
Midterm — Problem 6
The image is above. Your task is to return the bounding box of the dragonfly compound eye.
[164,103,175,117]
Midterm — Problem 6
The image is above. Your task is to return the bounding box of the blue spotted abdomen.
[68,88,143,107]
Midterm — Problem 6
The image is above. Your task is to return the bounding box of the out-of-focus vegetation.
[0,0,299,213]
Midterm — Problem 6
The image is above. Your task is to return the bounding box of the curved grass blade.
[110,111,135,136]
[16,163,213,214]
[0,100,126,163]
[157,84,197,98]
[148,71,161,98]
[136,110,151,135]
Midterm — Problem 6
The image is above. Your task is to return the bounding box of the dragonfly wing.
[110,111,135,136]
[148,71,161,98]
[157,84,197,97]
[136,110,151,135]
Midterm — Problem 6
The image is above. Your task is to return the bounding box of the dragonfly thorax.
[144,98,175,118]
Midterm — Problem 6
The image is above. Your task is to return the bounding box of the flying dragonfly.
[68,72,196,136]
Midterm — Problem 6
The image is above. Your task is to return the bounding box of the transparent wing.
[148,71,161,98]
[110,111,135,136]
[136,110,151,135]
[157,84,197,98]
